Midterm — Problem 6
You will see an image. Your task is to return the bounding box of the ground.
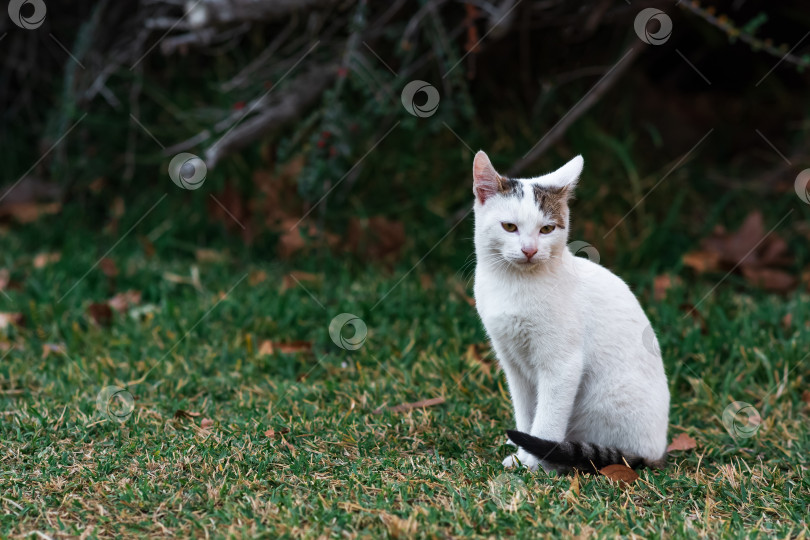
[1,201,808,538]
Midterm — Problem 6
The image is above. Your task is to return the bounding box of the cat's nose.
[521,247,537,260]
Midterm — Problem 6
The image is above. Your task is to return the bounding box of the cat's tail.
[506,430,665,471]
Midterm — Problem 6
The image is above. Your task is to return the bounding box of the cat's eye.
[539,225,556,234]
[501,222,517,233]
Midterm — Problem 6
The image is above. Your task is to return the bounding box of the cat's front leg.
[527,350,584,472]
[499,360,537,469]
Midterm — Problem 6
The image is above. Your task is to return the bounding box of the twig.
[508,44,645,176]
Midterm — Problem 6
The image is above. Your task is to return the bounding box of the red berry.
[233,101,246,110]
[317,139,326,149]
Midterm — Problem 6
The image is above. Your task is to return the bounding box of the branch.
[202,65,337,167]
[508,45,645,176]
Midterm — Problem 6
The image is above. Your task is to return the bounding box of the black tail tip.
[505,429,530,446]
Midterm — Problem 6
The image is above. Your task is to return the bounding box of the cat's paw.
[501,451,540,471]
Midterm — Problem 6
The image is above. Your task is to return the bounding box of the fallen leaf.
[782,313,792,330]
[565,473,580,502]
[174,410,201,419]
[0,269,9,293]
[87,303,113,326]
[374,396,446,414]
[667,433,697,452]
[99,257,118,277]
[802,390,810,404]
[740,267,797,293]
[33,252,61,269]
[200,418,214,429]
[108,290,142,312]
[257,340,312,355]
[420,274,434,290]
[0,312,24,330]
[346,216,406,262]
[682,250,721,274]
[653,274,680,301]
[281,271,321,292]
[249,270,268,286]
[0,202,61,223]
[599,464,639,487]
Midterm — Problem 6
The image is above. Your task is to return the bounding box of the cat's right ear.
[473,151,502,204]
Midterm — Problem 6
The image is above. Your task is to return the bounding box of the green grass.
[1,202,809,539]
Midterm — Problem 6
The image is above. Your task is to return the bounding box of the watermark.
[634,8,672,45]
[795,169,810,204]
[329,313,367,350]
[722,401,761,439]
[488,473,528,511]
[168,153,207,190]
[642,324,661,357]
[8,0,46,29]
[401,80,440,118]
[96,385,135,423]
[567,240,601,277]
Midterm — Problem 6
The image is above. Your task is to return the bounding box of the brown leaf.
[702,211,764,267]
[346,216,406,262]
[281,271,321,292]
[87,302,113,326]
[249,270,268,286]
[741,267,797,293]
[666,432,697,452]
[108,290,142,312]
[419,274,434,290]
[174,410,201,419]
[139,236,156,258]
[653,274,680,301]
[99,257,118,277]
[682,250,721,274]
[781,313,792,330]
[200,418,214,429]
[802,390,810,404]
[0,202,61,223]
[33,252,61,269]
[263,427,290,438]
[0,312,25,330]
[599,464,639,487]
[454,281,476,307]
[374,396,446,414]
[257,340,312,355]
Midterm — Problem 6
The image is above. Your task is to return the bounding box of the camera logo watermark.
[168,153,207,190]
[795,169,810,204]
[96,385,135,423]
[8,0,46,29]
[567,240,601,277]
[488,473,527,511]
[722,401,761,439]
[401,80,440,118]
[642,324,661,357]
[329,313,368,350]
[634,8,672,45]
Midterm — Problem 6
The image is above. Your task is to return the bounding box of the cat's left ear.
[556,155,584,193]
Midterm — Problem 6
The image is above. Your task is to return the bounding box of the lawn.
[1,200,809,538]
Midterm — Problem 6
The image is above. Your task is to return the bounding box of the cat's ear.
[473,151,504,204]
[556,155,584,192]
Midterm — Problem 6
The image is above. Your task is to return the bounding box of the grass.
[1,196,809,539]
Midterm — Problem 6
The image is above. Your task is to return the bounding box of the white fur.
[472,151,670,472]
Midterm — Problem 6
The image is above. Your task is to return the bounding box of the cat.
[471,150,670,473]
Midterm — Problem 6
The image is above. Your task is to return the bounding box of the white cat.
[472,151,670,473]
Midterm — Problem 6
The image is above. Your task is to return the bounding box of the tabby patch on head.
[532,184,571,229]
[473,151,526,204]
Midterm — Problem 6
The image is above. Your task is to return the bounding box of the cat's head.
[472,151,582,271]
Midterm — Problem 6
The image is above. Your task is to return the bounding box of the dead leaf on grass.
[666,433,698,452]
[33,252,61,269]
[174,410,201,419]
[87,302,113,326]
[599,464,639,487]
[257,340,313,355]
[108,290,142,312]
[0,312,24,330]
